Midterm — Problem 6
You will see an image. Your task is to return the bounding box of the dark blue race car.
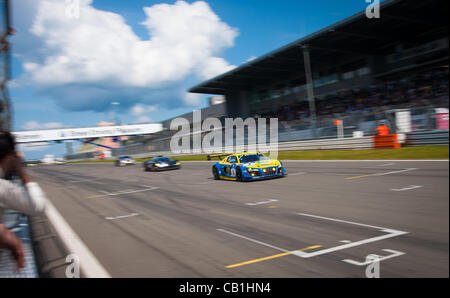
[143,156,181,172]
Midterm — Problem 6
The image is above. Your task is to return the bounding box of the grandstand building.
[189,0,449,132]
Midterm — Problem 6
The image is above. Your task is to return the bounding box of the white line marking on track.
[295,213,408,258]
[109,187,158,196]
[69,178,103,184]
[288,172,306,176]
[391,185,423,192]
[342,249,405,266]
[197,181,218,185]
[246,199,279,206]
[44,199,111,277]
[373,168,418,176]
[89,186,159,198]
[296,212,387,230]
[366,163,396,168]
[376,163,396,167]
[346,168,418,180]
[340,240,352,243]
[218,212,408,260]
[217,229,289,253]
[105,213,139,220]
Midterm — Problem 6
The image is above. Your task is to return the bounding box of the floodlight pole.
[302,45,317,138]
[111,101,120,125]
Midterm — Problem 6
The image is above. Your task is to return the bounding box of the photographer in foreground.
[0,131,48,271]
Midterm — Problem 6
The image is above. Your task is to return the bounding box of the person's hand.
[1,152,32,184]
[0,225,26,273]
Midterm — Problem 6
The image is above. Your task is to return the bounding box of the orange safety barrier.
[373,134,401,149]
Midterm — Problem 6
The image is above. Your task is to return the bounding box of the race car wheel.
[212,166,220,180]
[236,168,243,182]
[115,161,120,167]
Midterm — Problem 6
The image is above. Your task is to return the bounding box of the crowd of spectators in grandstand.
[255,68,449,129]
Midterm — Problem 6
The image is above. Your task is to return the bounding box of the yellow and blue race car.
[208,152,287,182]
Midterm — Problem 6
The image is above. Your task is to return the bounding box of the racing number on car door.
[226,156,238,177]
[224,166,236,177]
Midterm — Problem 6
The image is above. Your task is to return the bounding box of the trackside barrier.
[1,183,111,278]
[407,130,449,146]
[373,134,401,149]
[125,136,375,160]
[0,211,39,278]
[44,200,111,278]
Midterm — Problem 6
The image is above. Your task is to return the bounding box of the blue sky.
[9,0,371,159]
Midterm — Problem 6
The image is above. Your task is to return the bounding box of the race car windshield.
[154,157,170,162]
[239,154,268,163]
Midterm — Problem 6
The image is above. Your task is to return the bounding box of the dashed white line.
[391,185,423,192]
[105,213,139,220]
[108,187,158,196]
[288,172,306,176]
[246,199,279,206]
[375,163,396,167]
[373,168,418,176]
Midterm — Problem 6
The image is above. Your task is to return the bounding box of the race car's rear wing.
[207,153,234,161]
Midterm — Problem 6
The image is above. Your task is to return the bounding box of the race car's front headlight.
[155,163,161,167]
[176,162,181,165]
[247,168,259,173]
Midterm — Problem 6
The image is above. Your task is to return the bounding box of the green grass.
[66,145,448,163]
[277,145,449,160]
[174,146,449,161]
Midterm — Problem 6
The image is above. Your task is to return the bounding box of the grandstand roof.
[189,0,448,95]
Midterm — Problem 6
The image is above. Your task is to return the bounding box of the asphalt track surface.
[29,160,449,277]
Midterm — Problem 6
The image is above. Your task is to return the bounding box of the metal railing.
[406,130,449,146]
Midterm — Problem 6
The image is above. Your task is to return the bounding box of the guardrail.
[407,130,449,146]
[0,211,39,278]
[127,136,374,159]
[66,129,449,161]
[1,183,110,278]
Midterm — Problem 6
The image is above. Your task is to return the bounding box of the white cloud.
[135,116,152,124]
[183,92,202,106]
[22,121,67,131]
[13,0,238,112]
[131,104,157,116]
[197,57,236,80]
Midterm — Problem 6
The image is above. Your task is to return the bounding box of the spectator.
[253,68,448,123]
[0,132,48,222]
